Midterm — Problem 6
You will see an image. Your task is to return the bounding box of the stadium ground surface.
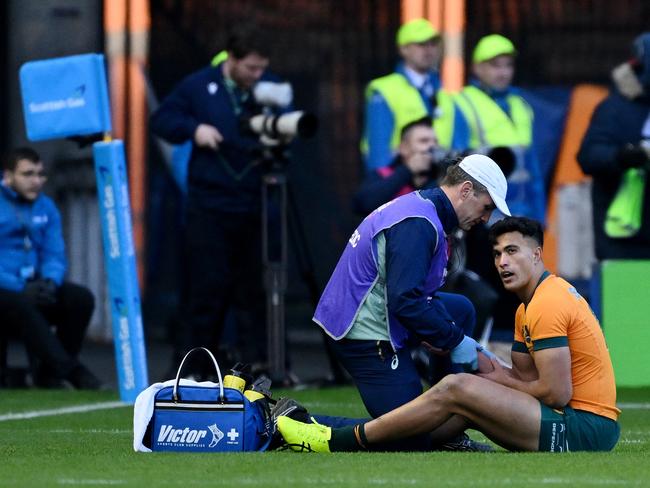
[1,386,649,487]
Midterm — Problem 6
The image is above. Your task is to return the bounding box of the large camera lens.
[247,111,318,141]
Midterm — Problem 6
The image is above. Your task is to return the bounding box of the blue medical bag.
[148,348,273,452]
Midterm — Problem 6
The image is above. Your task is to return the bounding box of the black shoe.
[269,397,311,450]
[437,432,494,452]
[67,364,106,390]
[271,397,311,424]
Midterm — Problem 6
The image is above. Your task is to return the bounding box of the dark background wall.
[3,0,102,161]
[465,0,650,85]
[1,0,649,338]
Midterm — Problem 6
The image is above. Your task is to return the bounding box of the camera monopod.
[259,146,290,382]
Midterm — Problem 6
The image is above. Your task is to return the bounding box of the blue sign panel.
[20,53,112,141]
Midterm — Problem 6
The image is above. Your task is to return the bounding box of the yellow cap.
[397,19,439,46]
[223,374,246,392]
[472,34,516,63]
[244,390,266,402]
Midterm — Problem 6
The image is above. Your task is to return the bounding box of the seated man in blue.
[0,147,101,389]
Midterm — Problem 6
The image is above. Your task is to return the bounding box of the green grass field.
[1,386,649,487]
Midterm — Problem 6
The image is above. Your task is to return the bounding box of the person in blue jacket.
[150,24,285,375]
[0,147,101,389]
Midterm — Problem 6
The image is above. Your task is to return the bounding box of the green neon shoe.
[277,416,332,453]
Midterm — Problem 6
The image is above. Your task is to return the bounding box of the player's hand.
[476,349,495,374]
[477,356,513,385]
[194,124,223,150]
[450,335,480,372]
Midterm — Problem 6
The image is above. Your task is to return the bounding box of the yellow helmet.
[397,18,440,47]
[472,34,516,63]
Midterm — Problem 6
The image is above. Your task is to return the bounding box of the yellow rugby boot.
[276,416,332,453]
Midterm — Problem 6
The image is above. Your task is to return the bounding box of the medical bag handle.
[172,347,225,403]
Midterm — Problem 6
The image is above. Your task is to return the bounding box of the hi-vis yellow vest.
[361,73,456,154]
[454,85,532,150]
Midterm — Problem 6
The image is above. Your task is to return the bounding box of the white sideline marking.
[236,479,636,487]
[58,479,125,485]
[49,428,131,434]
[618,402,650,409]
[0,401,126,422]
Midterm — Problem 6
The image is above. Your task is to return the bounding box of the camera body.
[241,81,318,145]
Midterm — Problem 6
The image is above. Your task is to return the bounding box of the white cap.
[459,154,511,216]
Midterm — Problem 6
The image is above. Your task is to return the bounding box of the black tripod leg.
[287,185,348,384]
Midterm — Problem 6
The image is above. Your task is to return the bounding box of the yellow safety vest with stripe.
[453,85,532,150]
[361,73,456,155]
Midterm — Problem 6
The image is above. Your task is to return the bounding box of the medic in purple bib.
[313,155,510,450]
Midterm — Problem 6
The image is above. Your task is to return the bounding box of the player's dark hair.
[488,216,544,247]
[225,22,272,59]
[400,116,433,141]
[4,147,41,171]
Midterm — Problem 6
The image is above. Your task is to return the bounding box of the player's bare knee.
[440,373,477,403]
[425,374,469,405]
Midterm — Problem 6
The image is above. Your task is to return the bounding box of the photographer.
[353,117,445,215]
[150,24,283,375]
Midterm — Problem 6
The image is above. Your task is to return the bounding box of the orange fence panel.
[544,84,608,274]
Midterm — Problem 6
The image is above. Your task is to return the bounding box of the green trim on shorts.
[538,403,620,452]
[512,341,528,354]
[533,336,568,351]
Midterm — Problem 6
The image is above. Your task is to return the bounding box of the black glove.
[39,279,58,305]
[616,145,650,169]
[22,280,42,304]
[22,279,57,306]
